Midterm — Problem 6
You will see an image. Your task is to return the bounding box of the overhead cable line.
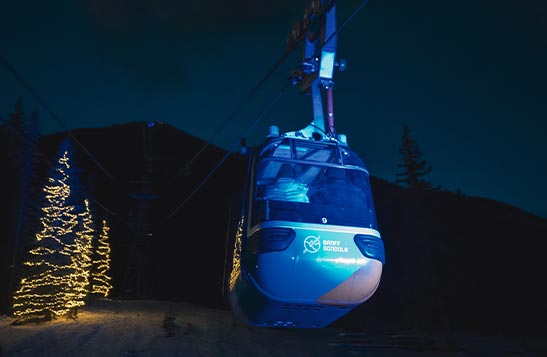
[167,50,293,185]
[167,2,337,186]
[161,0,372,223]
[159,80,291,224]
[298,0,370,71]
[320,0,370,58]
[0,116,52,165]
[0,55,119,185]
[0,115,119,217]
[167,0,368,186]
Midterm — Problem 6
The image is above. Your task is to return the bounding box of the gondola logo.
[303,235,321,254]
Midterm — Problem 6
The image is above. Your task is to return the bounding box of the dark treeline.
[0,98,42,315]
[1,118,546,337]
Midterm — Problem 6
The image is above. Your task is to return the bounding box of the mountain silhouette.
[2,122,545,337]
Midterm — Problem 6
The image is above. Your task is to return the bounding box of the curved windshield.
[251,159,378,229]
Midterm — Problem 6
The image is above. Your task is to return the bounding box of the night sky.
[1,0,546,218]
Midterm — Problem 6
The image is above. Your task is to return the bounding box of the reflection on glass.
[253,160,377,229]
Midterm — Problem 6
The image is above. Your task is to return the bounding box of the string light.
[229,218,244,291]
[70,199,95,305]
[11,149,88,320]
[91,220,112,297]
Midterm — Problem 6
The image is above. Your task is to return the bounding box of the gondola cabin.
[226,0,385,328]
[226,132,385,328]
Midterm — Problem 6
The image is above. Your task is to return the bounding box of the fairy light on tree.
[11,137,88,322]
[69,199,95,311]
[90,219,112,297]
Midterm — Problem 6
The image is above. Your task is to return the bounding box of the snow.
[0,299,544,356]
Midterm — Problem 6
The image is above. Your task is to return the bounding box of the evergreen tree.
[11,138,86,321]
[90,219,112,298]
[395,123,435,191]
[6,97,25,135]
[1,98,41,314]
[12,111,42,275]
[70,199,95,312]
[3,98,27,263]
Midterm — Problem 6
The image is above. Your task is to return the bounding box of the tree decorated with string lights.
[90,219,112,297]
[11,138,90,322]
[70,199,96,309]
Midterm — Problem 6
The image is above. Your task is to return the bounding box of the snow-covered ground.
[0,299,544,356]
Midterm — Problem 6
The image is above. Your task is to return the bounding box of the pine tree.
[395,123,435,191]
[91,220,112,298]
[11,111,42,284]
[1,99,42,314]
[1,98,25,313]
[11,138,86,321]
[7,96,25,134]
[69,199,95,313]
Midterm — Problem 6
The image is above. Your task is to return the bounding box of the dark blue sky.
[1,0,546,218]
